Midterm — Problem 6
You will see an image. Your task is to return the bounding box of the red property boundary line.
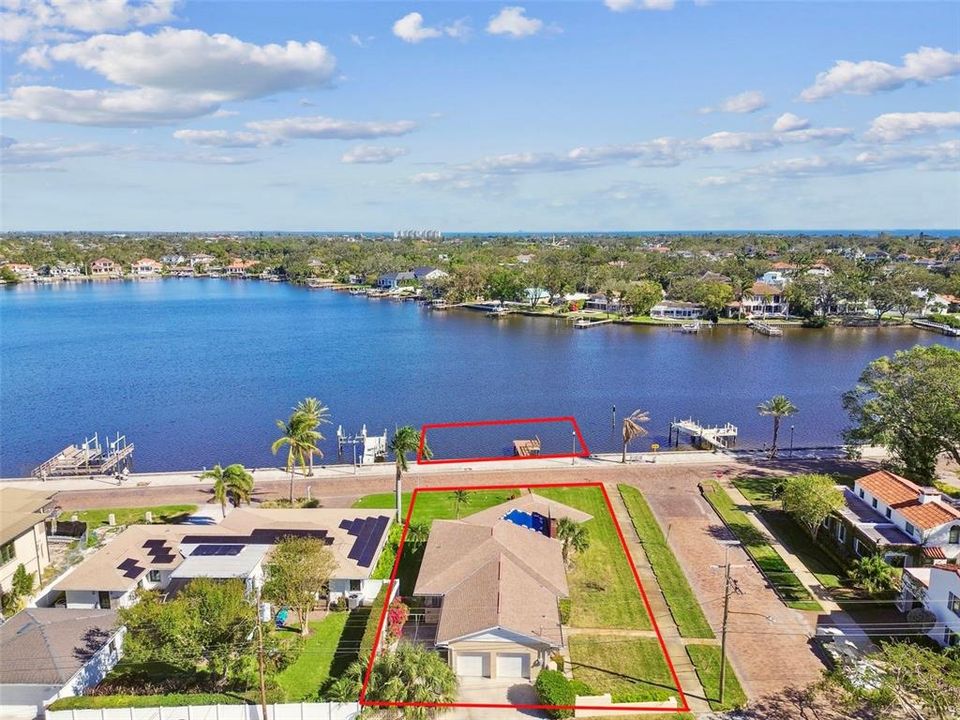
[358,481,691,714]
[416,416,590,465]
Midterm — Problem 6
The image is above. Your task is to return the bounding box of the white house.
[189,253,217,268]
[899,565,960,648]
[741,281,790,317]
[522,287,551,305]
[160,254,186,266]
[376,271,416,289]
[650,300,704,320]
[412,266,449,283]
[0,608,124,718]
[1,488,54,595]
[758,270,788,287]
[130,258,161,277]
[51,509,392,610]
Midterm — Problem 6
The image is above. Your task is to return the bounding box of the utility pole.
[714,541,743,707]
[255,591,269,720]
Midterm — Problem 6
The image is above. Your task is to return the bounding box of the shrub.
[558,598,571,625]
[929,313,960,329]
[534,669,575,718]
[359,585,390,658]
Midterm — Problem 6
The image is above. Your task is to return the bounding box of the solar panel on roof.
[349,515,389,568]
[191,545,243,556]
[152,553,176,563]
[339,519,356,534]
[117,558,139,571]
[142,539,166,549]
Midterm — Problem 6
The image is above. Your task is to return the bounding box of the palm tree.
[293,397,330,475]
[757,394,798,458]
[389,426,431,522]
[201,464,230,518]
[453,490,470,519]
[621,409,650,463]
[272,412,321,503]
[223,463,254,506]
[556,518,590,567]
[848,554,898,596]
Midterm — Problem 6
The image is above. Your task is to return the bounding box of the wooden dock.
[912,319,960,337]
[513,437,541,457]
[32,432,134,478]
[669,419,738,450]
[748,320,783,336]
[573,317,613,329]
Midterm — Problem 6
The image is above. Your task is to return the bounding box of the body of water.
[1,279,956,476]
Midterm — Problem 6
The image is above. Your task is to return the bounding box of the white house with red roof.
[899,565,960,648]
[825,471,960,567]
[130,258,162,276]
[2,263,37,281]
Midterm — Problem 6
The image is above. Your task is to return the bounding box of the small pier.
[912,319,960,337]
[669,419,738,450]
[748,320,783,336]
[337,425,388,466]
[573,317,613,329]
[33,432,134,478]
[513,437,542,457]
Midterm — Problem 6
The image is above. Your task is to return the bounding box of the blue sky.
[1,1,958,231]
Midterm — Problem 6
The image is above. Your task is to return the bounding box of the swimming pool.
[503,509,549,535]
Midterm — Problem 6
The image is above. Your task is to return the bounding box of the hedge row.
[358,584,390,659]
[929,313,960,329]
[49,693,251,710]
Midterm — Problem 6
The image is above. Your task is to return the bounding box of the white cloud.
[487,7,544,38]
[341,145,408,164]
[172,129,277,148]
[0,85,219,126]
[800,46,960,102]
[349,33,374,47]
[392,12,441,43]
[1,0,176,43]
[699,90,767,114]
[772,112,810,133]
[699,131,781,153]
[245,115,417,140]
[0,134,118,169]
[864,111,960,142]
[604,0,675,11]
[28,28,336,101]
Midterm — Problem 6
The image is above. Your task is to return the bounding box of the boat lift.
[336,425,387,470]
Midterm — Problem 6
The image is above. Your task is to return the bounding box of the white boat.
[430,300,451,310]
[678,321,701,333]
[486,306,509,318]
[349,288,365,295]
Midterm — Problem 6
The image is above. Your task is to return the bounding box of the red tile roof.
[857,470,960,530]
[922,546,947,559]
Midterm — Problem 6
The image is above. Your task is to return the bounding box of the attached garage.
[455,652,489,677]
[496,653,530,678]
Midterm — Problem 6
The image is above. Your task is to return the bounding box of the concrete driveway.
[445,677,547,720]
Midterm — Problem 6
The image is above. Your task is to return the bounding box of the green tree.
[694,281,734,320]
[1,564,35,613]
[390,426,431,521]
[757,395,798,458]
[780,474,843,539]
[0,266,21,284]
[263,536,337,636]
[119,579,256,688]
[556,518,590,567]
[621,409,650,463]
[272,411,321,503]
[453,490,470,519]
[848,554,899,596]
[486,267,524,302]
[327,641,458,714]
[292,397,331,475]
[622,280,663,317]
[843,345,960,483]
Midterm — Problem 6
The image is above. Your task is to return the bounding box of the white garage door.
[456,652,488,677]
[496,653,529,678]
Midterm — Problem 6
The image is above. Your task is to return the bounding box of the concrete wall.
[0,684,62,720]
[0,523,50,593]
[328,578,383,604]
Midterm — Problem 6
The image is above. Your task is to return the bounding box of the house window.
[949,592,960,618]
[946,629,959,647]
[858,489,865,499]
[854,538,866,557]
[98,591,111,609]
[885,508,892,519]
[349,579,363,592]
[0,541,14,565]
[950,526,960,544]
[837,523,847,542]
[147,570,161,583]
[905,522,916,537]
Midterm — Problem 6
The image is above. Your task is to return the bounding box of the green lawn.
[275,614,349,701]
[61,505,198,527]
[569,635,678,703]
[618,485,714,638]
[353,489,522,594]
[702,481,822,612]
[685,644,748,711]
[536,487,651,629]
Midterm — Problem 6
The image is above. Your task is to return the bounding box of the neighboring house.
[585,293,621,312]
[89,258,119,277]
[758,270,788,287]
[865,250,891,262]
[2,264,37,281]
[806,263,833,278]
[412,267,449,283]
[377,271,416,289]
[39,263,82,280]
[189,253,216,268]
[51,509,391,609]
[650,300,704,320]
[522,287,551,305]
[225,259,257,277]
[740,281,789,317]
[821,471,960,567]
[698,271,731,283]
[130,258,161,277]
[0,488,54,594]
[898,565,960,648]
[160,254,186,266]
[413,494,591,680]
[0,608,123,718]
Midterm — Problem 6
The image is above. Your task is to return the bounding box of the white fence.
[46,703,360,720]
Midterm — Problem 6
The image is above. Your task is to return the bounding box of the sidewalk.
[605,489,714,715]
[718,478,876,652]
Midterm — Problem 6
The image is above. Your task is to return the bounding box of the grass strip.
[685,644,748,711]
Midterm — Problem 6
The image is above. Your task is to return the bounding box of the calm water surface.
[1,279,956,476]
